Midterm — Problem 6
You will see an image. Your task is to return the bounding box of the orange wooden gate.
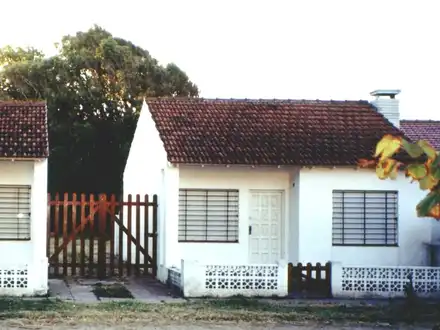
[47,193,158,279]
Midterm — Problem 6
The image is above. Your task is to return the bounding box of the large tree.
[0,25,198,195]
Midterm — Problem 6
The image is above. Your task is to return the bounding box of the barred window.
[332,190,398,246]
[179,189,239,242]
[0,185,31,240]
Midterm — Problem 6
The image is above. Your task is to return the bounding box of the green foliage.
[0,46,44,67]
[359,134,440,219]
[0,25,198,194]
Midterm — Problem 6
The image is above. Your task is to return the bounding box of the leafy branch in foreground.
[358,134,440,219]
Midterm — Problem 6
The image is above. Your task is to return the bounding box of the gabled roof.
[146,98,404,166]
[400,120,440,149]
[0,101,49,158]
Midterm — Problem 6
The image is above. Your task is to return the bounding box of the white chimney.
[370,89,401,128]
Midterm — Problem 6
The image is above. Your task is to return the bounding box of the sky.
[1,0,439,120]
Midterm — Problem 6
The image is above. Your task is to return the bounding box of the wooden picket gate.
[287,262,332,298]
[47,193,158,279]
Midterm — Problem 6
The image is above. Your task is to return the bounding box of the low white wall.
[298,168,431,266]
[0,259,49,296]
[331,262,440,299]
[181,259,288,298]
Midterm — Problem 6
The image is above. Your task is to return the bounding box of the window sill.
[178,240,239,243]
[0,238,31,241]
[332,244,398,247]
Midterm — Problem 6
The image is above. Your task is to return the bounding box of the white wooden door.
[249,191,283,264]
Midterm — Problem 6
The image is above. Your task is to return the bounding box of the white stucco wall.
[289,170,300,264]
[0,161,34,264]
[123,101,167,203]
[121,101,168,279]
[162,165,179,280]
[160,165,435,274]
[31,159,49,294]
[297,167,433,266]
[166,166,294,268]
[0,159,48,296]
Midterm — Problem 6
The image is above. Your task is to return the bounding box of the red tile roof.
[147,98,404,166]
[400,120,440,150]
[0,101,49,158]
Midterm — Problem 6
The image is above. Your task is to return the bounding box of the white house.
[0,101,49,296]
[123,90,440,287]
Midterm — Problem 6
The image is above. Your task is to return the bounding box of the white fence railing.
[332,262,440,298]
[180,260,288,298]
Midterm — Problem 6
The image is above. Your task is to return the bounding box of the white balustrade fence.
[180,260,288,298]
[332,262,440,298]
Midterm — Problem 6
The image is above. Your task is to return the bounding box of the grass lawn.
[0,297,439,327]
[92,283,134,299]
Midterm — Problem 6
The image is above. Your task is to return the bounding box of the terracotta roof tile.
[0,101,49,158]
[400,120,440,150]
[147,98,404,166]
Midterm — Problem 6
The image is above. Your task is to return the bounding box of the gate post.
[98,194,108,279]
[152,195,158,277]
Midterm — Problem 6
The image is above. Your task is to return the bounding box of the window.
[0,185,31,240]
[332,190,398,246]
[179,189,239,242]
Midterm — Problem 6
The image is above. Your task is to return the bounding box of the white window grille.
[178,189,239,242]
[332,190,398,246]
[0,185,31,240]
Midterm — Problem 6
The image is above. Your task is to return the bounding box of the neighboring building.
[400,120,440,149]
[123,89,437,283]
[0,101,49,296]
[400,119,440,265]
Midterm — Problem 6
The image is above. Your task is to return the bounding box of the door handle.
[249,225,252,235]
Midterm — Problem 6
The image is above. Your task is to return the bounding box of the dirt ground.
[0,321,432,329]
[0,298,437,330]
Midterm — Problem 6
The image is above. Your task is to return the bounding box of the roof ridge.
[145,97,370,104]
[401,119,440,123]
[0,100,47,107]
